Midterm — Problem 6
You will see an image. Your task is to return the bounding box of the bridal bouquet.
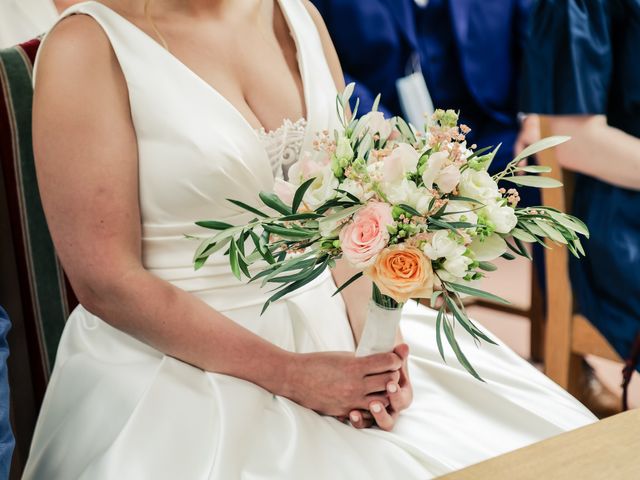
[192,85,588,380]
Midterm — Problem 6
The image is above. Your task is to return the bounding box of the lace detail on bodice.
[256,118,307,180]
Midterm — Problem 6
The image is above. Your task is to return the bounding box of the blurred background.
[1,0,639,478]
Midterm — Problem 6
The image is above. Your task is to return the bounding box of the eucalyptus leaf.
[291,177,316,214]
[534,219,567,244]
[502,176,563,188]
[262,224,316,239]
[332,271,364,296]
[442,315,483,381]
[259,192,292,215]
[195,220,234,230]
[477,261,498,272]
[548,211,590,238]
[318,204,362,236]
[227,199,268,218]
[511,228,537,243]
[511,136,570,165]
[229,240,241,280]
[516,165,552,173]
[436,308,446,362]
[444,282,511,305]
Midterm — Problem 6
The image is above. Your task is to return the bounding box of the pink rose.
[339,202,394,268]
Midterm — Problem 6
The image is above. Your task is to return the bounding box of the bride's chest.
[123,73,276,224]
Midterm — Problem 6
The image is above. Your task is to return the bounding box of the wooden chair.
[0,38,77,478]
[536,116,621,396]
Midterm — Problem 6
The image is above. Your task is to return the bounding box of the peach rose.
[339,202,394,268]
[366,245,434,303]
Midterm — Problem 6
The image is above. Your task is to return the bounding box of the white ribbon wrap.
[355,300,402,357]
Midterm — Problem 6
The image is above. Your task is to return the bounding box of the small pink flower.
[339,202,394,268]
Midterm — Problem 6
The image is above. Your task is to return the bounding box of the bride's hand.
[348,344,413,431]
[284,351,402,417]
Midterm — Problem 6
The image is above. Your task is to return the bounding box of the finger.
[387,382,411,413]
[360,352,402,375]
[356,394,389,411]
[369,401,395,431]
[393,343,410,362]
[363,371,400,394]
[348,410,374,429]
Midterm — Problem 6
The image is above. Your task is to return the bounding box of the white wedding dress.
[23,2,596,479]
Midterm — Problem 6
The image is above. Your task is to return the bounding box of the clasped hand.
[288,344,412,432]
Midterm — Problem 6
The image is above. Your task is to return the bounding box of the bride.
[24,0,595,478]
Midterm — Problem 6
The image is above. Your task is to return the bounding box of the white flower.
[360,111,393,140]
[304,165,339,208]
[384,178,416,205]
[335,136,354,163]
[288,151,323,185]
[436,164,461,193]
[421,151,447,188]
[406,187,434,215]
[423,230,465,260]
[340,178,367,201]
[442,201,478,225]
[421,151,460,194]
[458,169,500,203]
[484,202,517,234]
[383,143,420,184]
[443,255,473,278]
[470,233,507,261]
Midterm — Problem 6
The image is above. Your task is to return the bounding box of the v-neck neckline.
[86,0,310,139]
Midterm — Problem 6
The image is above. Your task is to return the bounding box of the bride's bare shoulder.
[35,13,123,93]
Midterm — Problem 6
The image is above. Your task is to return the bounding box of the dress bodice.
[35,0,339,311]
[256,118,308,180]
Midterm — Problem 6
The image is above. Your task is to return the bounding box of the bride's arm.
[33,15,401,417]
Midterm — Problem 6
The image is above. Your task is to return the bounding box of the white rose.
[360,111,393,140]
[436,164,461,193]
[305,165,339,208]
[458,169,500,203]
[443,255,473,278]
[406,187,434,215]
[384,178,416,205]
[443,201,478,225]
[423,230,465,260]
[484,202,517,234]
[383,143,420,184]
[470,233,507,261]
[421,151,448,188]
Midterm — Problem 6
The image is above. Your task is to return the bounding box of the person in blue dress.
[0,307,14,478]
[521,0,640,406]
[310,0,539,175]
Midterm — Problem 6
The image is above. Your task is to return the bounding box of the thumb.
[393,343,410,361]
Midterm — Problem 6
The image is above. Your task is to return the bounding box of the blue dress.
[0,307,14,478]
[521,0,640,368]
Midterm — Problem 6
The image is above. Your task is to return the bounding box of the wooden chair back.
[536,116,620,395]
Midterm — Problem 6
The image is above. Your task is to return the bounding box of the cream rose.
[458,169,500,203]
[367,245,434,303]
[339,202,394,268]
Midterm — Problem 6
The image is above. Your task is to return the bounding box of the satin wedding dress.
[23,2,596,478]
